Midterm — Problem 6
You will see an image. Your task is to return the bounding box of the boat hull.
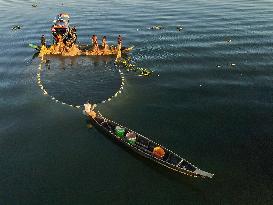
[29,43,133,56]
[87,114,214,178]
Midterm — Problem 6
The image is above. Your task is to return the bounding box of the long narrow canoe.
[86,111,214,178]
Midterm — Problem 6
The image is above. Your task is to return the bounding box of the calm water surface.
[0,0,272,204]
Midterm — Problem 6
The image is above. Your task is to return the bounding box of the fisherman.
[71,27,77,44]
[102,36,109,50]
[91,35,98,46]
[84,100,92,113]
[51,26,58,44]
[67,27,77,46]
[101,36,110,55]
[55,34,65,54]
[117,35,122,45]
[116,35,122,59]
[83,101,97,118]
[41,35,46,46]
[54,33,60,44]
[91,35,99,53]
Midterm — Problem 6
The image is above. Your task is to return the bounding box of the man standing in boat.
[91,35,99,53]
[116,35,122,59]
[101,36,110,54]
[41,35,46,46]
[67,26,77,46]
[84,101,96,118]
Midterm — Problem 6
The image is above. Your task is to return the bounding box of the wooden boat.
[29,13,133,56]
[86,111,214,178]
[29,43,133,55]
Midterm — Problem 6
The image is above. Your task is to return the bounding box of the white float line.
[100,68,125,104]
[37,62,126,108]
[37,63,82,109]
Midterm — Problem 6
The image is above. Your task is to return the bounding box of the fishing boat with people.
[84,103,214,178]
[29,13,133,57]
[51,13,77,45]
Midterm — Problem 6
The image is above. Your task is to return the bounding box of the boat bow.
[194,169,214,178]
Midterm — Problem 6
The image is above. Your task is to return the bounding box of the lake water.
[0,0,272,204]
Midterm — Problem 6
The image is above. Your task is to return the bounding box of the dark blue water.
[0,0,272,204]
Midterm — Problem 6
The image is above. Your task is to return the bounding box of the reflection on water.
[39,55,122,105]
[0,0,273,205]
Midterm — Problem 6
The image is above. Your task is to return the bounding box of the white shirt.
[84,103,91,113]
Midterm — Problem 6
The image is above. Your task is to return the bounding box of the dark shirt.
[41,36,46,46]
